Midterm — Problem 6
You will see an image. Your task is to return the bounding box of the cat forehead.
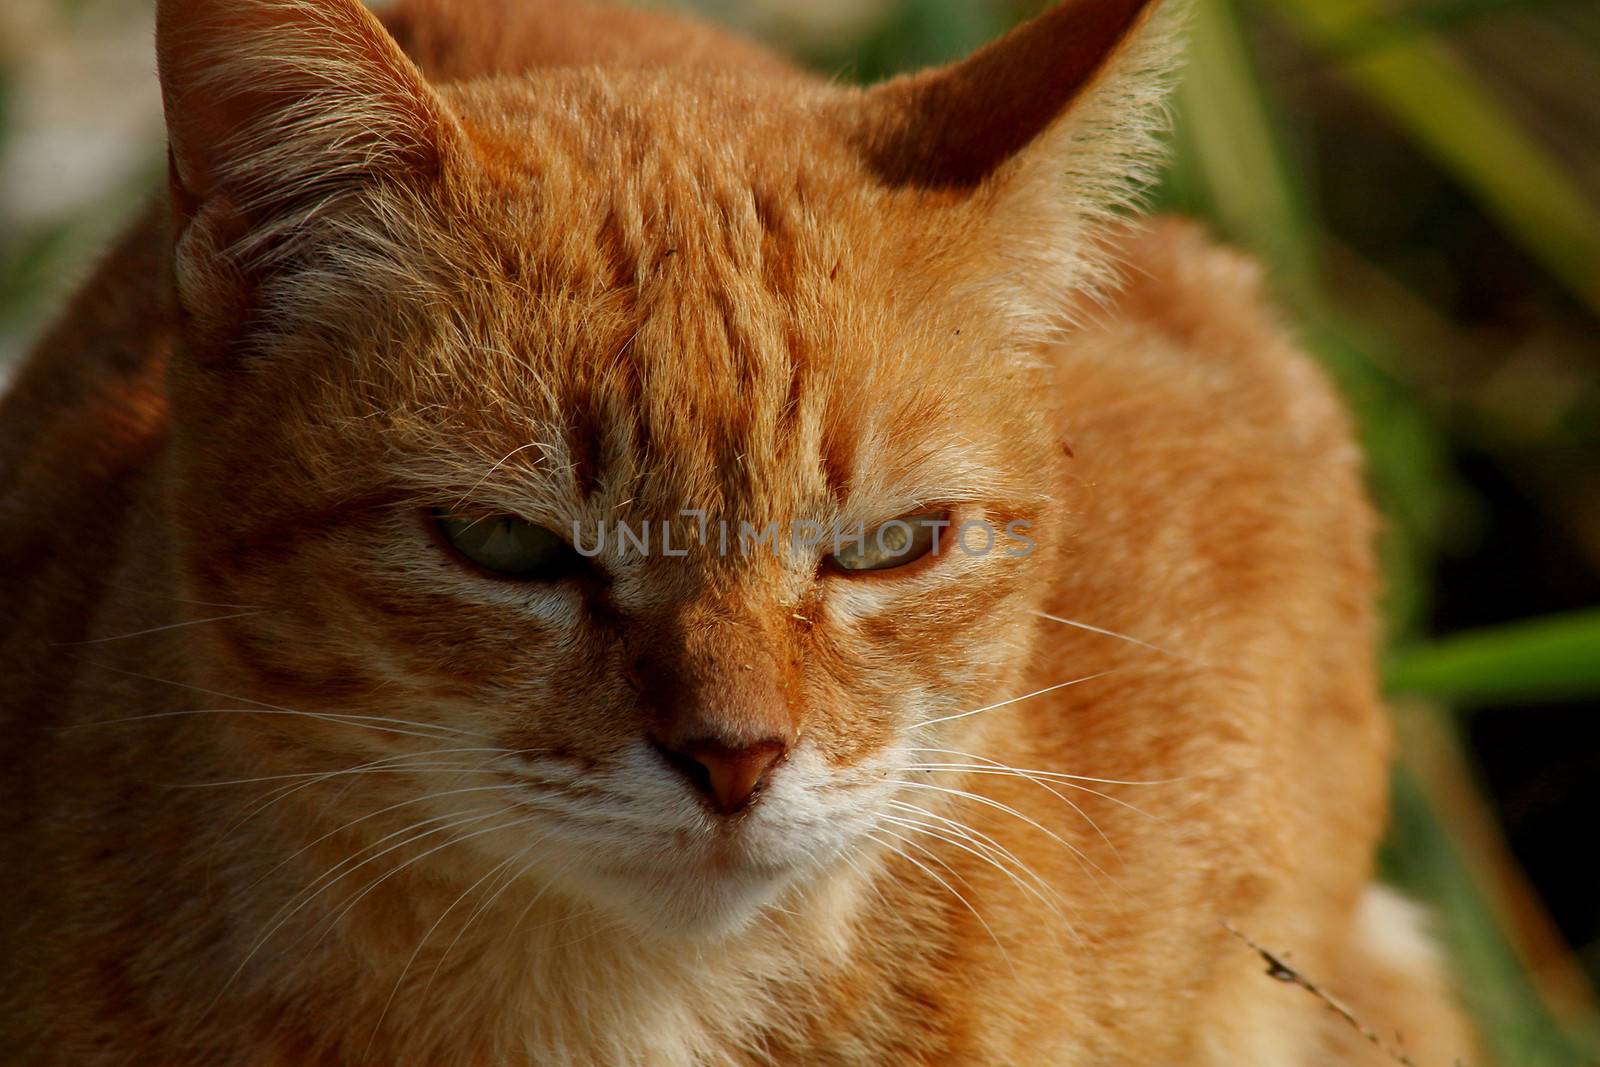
[397,263,987,519]
[382,225,1004,518]
[444,92,903,314]
[405,97,941,378]
[442,70,860,191]
[346,76,1029,505]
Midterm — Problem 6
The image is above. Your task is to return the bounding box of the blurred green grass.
[3,0,1597,1062]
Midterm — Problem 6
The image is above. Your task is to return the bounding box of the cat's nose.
[653,737,787,815]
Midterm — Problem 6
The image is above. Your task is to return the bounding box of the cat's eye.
[827,511,949,574]
[433,512,586,580]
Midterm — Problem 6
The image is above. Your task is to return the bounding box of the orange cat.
[0,0,1475,1063]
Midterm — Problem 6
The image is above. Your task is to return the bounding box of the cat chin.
[570,857,799,940]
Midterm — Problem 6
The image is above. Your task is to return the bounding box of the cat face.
[157,0,1166,934]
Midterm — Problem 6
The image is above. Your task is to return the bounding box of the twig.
[1220,919,1453,1067]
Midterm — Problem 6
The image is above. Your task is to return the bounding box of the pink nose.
[655,738,787,814]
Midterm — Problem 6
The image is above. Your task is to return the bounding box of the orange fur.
[0,0,1475,1063]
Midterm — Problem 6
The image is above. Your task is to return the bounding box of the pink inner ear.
[858,0,1159,189]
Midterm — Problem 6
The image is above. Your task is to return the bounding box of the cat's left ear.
[856,0,1180,316]
[156,0,454,340]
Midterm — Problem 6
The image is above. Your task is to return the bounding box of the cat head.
[155,0,1178,935]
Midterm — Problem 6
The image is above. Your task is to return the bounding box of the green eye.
[433,512,585,580]
[828,511,948,574]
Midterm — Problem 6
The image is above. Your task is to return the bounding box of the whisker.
[364,839,539,1057]
[216,807,514,1010]
[1032,610,1195,663]
[206,768,514,883]
[903,747,1180,789]
[219,748,519,836]
[902,762,1165,835]
[873,825,970,888]
[883,799,1066,900]
[68,663,473,739]
[204,764,507,787]
[51,611,262,647]
[866,828,1017,978]
[883,799,1046,891]
[99,580,262,611]
[425,846,557,996]
[231,780,528,901]
[911,670,1117,730]
[902,746,1174,834]
[547,911,632,954]
[894,779,1113,885]
[509,863,595,938]
[878,810,1078,942]
[901,762,1131,861]
[65,706,463,743]
[178,747,516,788]
[305,812,544,963]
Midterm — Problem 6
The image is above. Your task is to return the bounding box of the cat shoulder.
[1080,216,1357,457]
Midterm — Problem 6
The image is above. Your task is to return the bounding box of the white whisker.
[425,846,562,1000]
[220,747,521,836]
[308,812,544,957]
[903,747,1178,788]
[907,763,1164,830]
[51,611,262,646]
[895,779,1113,884]
[179,747,515,788]
[70,663,473,739]
[215,807,515,1011]
[867,828,1017,978]
[365,840,538,1055]
[902,761,1126,862]
[70,706,463,742]
[911,670,1117,730]
[878,810,1078,943]
[230,780,527,900]
[1032,610,1195,663]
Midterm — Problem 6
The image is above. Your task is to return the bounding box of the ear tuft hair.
[157,0,454,327]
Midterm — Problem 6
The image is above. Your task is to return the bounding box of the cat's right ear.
[156,0,453,338]
[854,0,1178,329]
